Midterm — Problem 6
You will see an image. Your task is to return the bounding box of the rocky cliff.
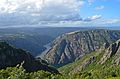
[43,29,120,67]
[59,39,120,76]
[100,39,120,65]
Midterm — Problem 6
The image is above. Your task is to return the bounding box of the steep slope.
[43,29,120,67]
[0,27,98,57]
[59,39,120,79]
[0,41,59,74]
[0,33,53,56]
[99,39,120,65]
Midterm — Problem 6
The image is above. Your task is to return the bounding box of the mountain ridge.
[0,41,59,74]
[58,39,120,79]
[43,29,120,67]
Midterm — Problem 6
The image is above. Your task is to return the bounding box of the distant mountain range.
[0,27,119,57]
[0,27,100,56]
[0,28,120,79]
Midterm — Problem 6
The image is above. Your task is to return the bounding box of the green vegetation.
[0,41,59,74]
[1,63,120,79]
[58,48,120,79]
[1,30,120,79]
[0,64,67,79]
[1,49,120,79]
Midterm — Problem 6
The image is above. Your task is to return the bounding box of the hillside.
[0,27,95,57]
[59,39,120,79]
[0,33,120,79]
[43,29,120,67]
[0,33,53,56]
[0,41,58,73]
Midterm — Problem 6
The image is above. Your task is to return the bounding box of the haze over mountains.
[0,27,89,56]
[0,27,102,56]
[0,27,120,57]
[0,27,120,79]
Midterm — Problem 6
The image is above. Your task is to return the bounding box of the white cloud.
[95,5,104,10]
[0,0,119,27]
[0,0,18,13]
[84,15,102,22]
[91,15,102,20]
[88,0,95,5]
[103,19,120,24]
[0,0,84,21]
[0,0,86,26]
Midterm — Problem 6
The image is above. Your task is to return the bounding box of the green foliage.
[0,64,27,79]
[1,46,120,79]
[58,49,120,79]
[108,77,120,79]
[0,64,67,79]
[1,54,120,79]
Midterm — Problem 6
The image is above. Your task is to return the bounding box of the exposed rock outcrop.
[100,39,120,64]
[59,39,120,75]
[44,30,120,67]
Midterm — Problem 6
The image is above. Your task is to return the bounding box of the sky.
[0,0,120,27]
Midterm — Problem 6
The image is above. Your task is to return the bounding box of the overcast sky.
[0,0,120,27]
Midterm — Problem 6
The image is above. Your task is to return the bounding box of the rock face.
[0,41,59,74]
[44,30,120,67]
[100,39,120,65]
[59,39,120,76]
